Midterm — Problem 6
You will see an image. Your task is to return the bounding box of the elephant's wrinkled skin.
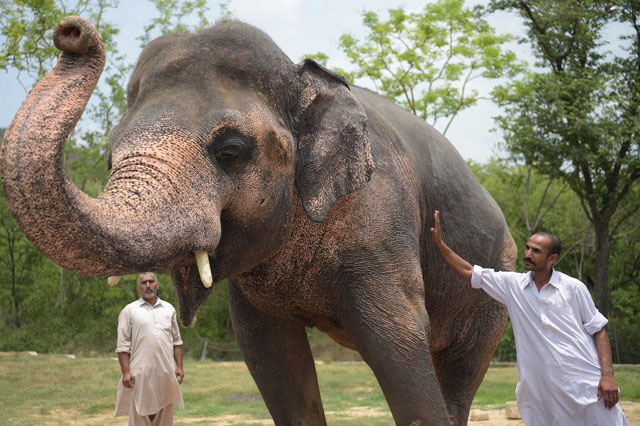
[1,17,516,426]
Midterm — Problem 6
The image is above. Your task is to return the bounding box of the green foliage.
[0,0,121,80]
[304,51,330,67]
[138,0,213,47]
[494,319,516,362]
[0,184,48,329]
[0,258,237,357]
[609,230,640,363]
[471,158,640,363]
[470,159,588,265]
[312,0,521,134]
[488,0,640,317]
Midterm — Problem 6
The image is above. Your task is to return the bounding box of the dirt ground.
[46,401,640,425]
[467,401,640,425]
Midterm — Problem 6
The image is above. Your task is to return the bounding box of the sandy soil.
[468,401,640,426]
[45,401,640,425]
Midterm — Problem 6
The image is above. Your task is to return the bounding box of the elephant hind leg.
[432,301,508,426]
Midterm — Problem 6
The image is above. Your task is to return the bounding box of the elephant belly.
[311,315,356,351]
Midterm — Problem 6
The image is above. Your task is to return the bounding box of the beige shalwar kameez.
[115,297,184,426]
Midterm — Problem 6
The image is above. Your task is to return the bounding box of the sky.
[0,0,622,163]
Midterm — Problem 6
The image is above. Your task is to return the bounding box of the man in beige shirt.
[115,272,185,426]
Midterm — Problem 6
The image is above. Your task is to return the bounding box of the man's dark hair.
[534,232,562,256]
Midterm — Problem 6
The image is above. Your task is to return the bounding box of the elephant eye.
[217,145,241,160]
[208,132,251,165]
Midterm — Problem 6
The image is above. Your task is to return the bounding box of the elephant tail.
[500,232,518,272]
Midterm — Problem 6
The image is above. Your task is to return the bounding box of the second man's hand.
[430,210,474,281]
[122,371,135,388]
[175,367,184,384]
[430,210,443,245]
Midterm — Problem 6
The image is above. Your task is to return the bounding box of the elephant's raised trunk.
[0,17,219,277]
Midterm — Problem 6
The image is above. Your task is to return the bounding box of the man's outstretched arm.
[430,210,473,281]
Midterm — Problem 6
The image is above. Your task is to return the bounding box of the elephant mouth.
[170,251,218,326]
[108,249,213,287]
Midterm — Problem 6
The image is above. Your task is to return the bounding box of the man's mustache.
[523,257,535,265]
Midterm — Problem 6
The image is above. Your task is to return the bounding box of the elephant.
[0,16,517,426]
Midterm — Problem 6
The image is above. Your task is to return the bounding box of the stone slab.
[469,409,490,421]
[505,401,521,419]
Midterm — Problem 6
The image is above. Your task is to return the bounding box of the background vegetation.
[0,0,638,365]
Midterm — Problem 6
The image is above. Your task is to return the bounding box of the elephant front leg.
[343,286,452,426]
[228,282,327,426]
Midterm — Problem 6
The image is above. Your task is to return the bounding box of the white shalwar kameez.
[115,297,184,425]
[471,266,628,426]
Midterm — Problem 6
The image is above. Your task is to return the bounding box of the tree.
[608,210,640,363]
[472,158,640,362]
[0,181,45,328]
[489,0,640,317]
[138,0,218,46]
[471,158,591,276]
[0,0,120,80]
[311,0,521,134]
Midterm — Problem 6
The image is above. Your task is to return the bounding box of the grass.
[472,364,520,409]
[0,353,637,425]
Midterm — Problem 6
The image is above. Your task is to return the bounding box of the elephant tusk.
[194,250,213,288]
[107,276,122,287]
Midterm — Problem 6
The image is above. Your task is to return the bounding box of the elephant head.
[0,17,373,324]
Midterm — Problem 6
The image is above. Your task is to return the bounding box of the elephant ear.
[294,59,374,222]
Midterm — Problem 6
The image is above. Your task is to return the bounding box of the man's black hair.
[534,232,562,256]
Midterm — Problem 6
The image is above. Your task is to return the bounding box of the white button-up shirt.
[472,266,628,426]
[115,297,184,417]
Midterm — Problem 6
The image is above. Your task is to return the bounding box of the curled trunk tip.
[1,15,107,275]
[53,16,102,56]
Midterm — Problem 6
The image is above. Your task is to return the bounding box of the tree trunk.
[10,251,20,327]
[593,223,612,318]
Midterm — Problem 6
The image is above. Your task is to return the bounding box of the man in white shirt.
[430,210,628,426]
[115,272,185,426]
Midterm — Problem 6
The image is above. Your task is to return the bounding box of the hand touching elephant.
[1,16,517,426]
